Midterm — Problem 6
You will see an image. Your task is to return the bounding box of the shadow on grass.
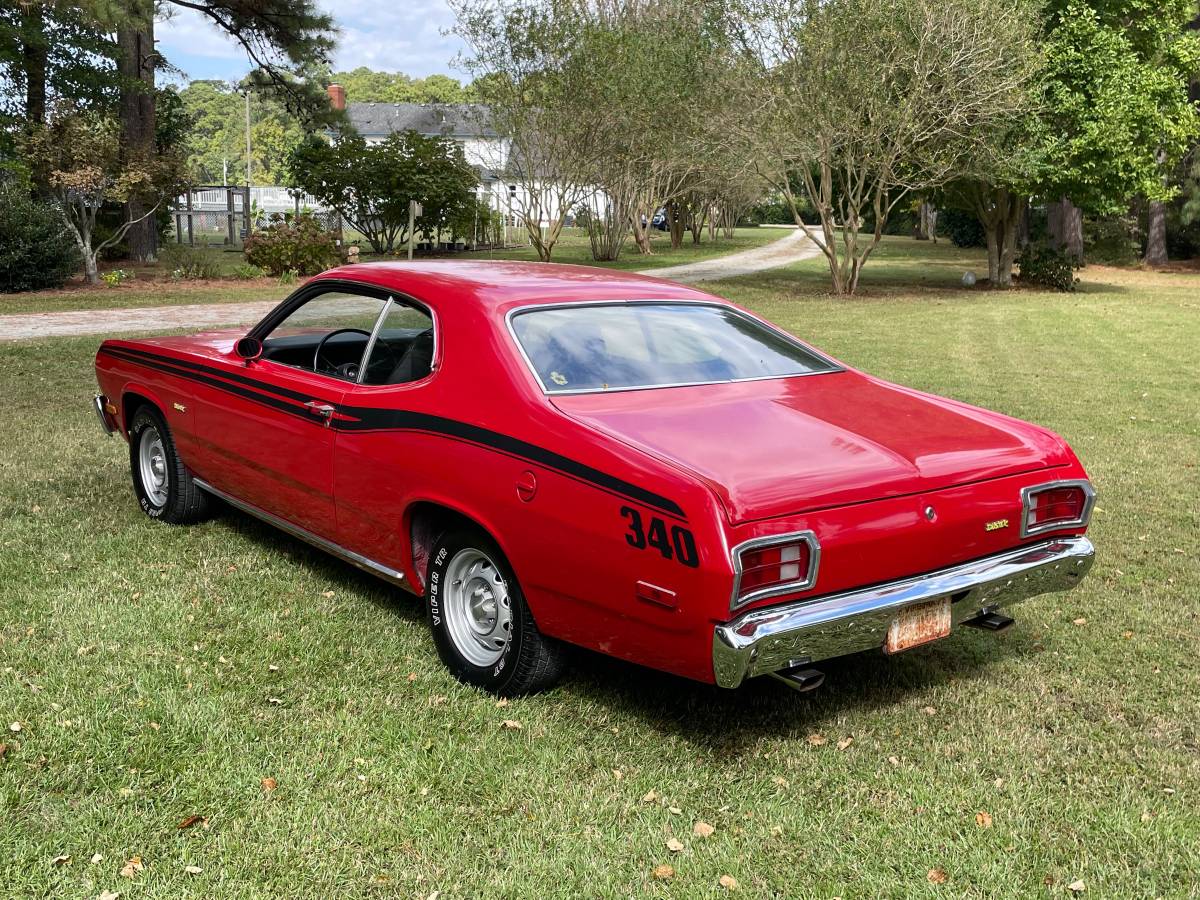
[213,502,1034,757]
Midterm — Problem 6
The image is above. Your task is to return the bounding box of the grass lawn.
[0,227,782,317]
[2,239,1198,897]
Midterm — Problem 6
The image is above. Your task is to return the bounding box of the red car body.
[94,261,1095,691]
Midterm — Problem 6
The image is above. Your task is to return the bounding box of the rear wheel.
[426,527,566,695]
[127,405,211,524]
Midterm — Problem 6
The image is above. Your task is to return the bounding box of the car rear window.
[510,302,839,394]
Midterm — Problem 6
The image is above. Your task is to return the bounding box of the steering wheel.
[313,328,372,381]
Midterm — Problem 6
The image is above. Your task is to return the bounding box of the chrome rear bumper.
[712,536,1095,689]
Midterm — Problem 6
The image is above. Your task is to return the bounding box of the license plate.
[884,598,952,654]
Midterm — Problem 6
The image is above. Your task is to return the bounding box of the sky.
[156,1,467,84]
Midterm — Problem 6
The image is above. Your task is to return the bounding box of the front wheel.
[128,405,211,525]
[426,528,566,696]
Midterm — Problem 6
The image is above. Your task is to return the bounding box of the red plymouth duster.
[93,261,1096,695]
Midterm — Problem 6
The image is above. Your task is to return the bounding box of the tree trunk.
[1047,196,1083,264]
[118,7,158,263]
[21,4,48,128]
[914,201,936,241]
[1144,199,1167,266]
[667,200,684,250]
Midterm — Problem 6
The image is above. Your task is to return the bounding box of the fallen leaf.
[994,778,1005,789]
[184,865,202,875]
[407,672,418,682]
[8,722,20,733]
[806,733,826,746]
[769,825,783,836]
[837,737,854,751]
[1067,879,1086,893]
[612,769,624,780]
[177,814,204,830]
[922,706,937,716]
[260,777,277,792]
[668,806,682,815]
[99,891,121,900]
[927,868,948,884]
[90,854,103,865]
[693,821,715,838]
[666,837,684,852]
[495,698,509,708]
[321,590,335,598]
[1072,617,1087,626]
[268,664,279,672]
[719,874,738,890]
[0,743,7,758]
[888,756,901,766]
[641,790,659,803]
[51,854,71,867]
[652,864,675,880]
[119,855,144,879]
[975,811,993,828]
[771,775,789,787]
[430,695,447,706]
[500,720,522,730]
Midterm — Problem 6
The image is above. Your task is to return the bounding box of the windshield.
[510,302,839,394]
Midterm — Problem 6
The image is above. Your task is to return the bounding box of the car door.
[330,295,438,567]
[192,282,391,540]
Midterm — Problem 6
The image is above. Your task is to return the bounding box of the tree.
[330,68,472,104]
[946,1,1200,284]
[452,0,606,261]
[26,106,186,284]
[289,130,478,253]
[735,0,1041,294]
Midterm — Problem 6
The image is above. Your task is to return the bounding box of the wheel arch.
[405,498,512,596]
[120,385,167,435]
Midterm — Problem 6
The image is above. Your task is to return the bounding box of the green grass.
[0,227,783,316]
[2,238,1199,897]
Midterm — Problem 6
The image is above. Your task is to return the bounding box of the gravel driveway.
[0,229,822,341]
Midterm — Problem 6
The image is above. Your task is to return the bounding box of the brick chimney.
[327,83,346,111]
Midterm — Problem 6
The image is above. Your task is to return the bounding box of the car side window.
[359,301,435,386]
[260,290,388,381]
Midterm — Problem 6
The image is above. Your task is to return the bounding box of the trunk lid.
[552,371,1068,524]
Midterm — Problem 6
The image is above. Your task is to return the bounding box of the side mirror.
[235,337,262,362]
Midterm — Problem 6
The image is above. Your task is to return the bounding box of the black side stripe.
[100,345,687,519]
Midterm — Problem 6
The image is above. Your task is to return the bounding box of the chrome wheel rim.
[444,548,513,667]
[138,427,169,507]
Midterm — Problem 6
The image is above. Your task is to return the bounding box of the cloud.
[156,0,467,82]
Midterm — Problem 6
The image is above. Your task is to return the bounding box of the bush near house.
[1018,244,1078,292]
[244,213,339,276]
[0,183,80,292]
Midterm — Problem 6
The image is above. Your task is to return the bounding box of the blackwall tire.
[426,527,566,696]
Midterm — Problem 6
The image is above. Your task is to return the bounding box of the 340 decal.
[620,506,699,568]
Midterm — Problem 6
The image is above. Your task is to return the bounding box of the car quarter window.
[510,302,839,393]
[358,301,435,386]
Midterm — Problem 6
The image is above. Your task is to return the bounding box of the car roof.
[313,260,720,315]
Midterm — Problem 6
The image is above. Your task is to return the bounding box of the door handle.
[304,400,335,420]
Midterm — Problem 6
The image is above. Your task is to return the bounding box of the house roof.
[345,103,497,139]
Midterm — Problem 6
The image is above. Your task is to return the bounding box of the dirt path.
[0,230,821,341]
[636,226,821,282]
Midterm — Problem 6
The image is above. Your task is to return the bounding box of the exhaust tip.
[768,665,825,693]
[963,610,1015,632]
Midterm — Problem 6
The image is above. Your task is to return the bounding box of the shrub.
[940,208,987,248]
[0,182,80,292]
[1084,214,1140,265]
[1017,244,1078,292]
[100,268,134,287]
[231,263,266,280]
[244,213,338,276]
[159,245,222,280]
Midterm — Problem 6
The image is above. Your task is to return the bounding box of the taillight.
[731,532,820,609]
[1021,480,1095,537]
